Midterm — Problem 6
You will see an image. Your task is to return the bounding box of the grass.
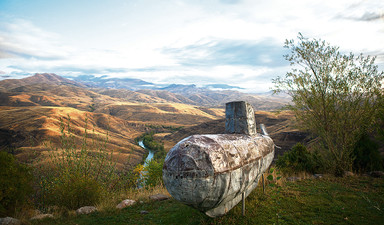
[29,175,384,225]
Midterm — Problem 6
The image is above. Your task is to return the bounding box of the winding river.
[138,140,154,166]
[137,140,155,188]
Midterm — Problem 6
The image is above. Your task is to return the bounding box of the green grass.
[31,175,384,225]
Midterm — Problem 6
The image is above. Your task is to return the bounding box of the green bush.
[35,115,119,210]
[276,143,322,174]
[144,159,164,187]
[43,171,103,209]
[0,151,33,217]
[353,133,383,173]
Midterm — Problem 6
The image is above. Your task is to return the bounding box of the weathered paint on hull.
[163,133,274,217]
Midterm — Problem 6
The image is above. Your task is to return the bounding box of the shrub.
[43,171,103,209]
[35,115,119,210]
[144,159,164,187]
[0,151,33,217]
[276,143,322,174]
[353,133,383,173]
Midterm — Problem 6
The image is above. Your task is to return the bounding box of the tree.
[273,33,384,174]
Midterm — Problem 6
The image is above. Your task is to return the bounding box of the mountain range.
[68,74,290,110]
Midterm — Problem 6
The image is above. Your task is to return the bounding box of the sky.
[0,0,383,93]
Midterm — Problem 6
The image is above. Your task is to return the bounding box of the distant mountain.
[153,83,290,110]
[61,74,290,110]
[136,89,196,105]
[68,75,157,90]
[0,73,85,91]
[203,84,243,90]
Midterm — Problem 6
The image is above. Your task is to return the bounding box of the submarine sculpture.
[162,101,275,217]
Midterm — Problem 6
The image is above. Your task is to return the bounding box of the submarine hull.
[163,133,274,217]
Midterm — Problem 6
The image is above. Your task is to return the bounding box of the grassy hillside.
[0,106,146,167]
[29,175,384,225]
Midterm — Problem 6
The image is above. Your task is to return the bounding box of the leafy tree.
[273,34,384,174]
[0,151,33,217]
[276,143,323,174]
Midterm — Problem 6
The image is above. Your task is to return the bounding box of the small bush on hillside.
[35,115,120,210]
[42,171,103,209]
[144,159,164,187]
[353,133,383,173]
[276,143,323,174]
[0,151,33,217]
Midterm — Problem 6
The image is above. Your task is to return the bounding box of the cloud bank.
[0,0,383,92]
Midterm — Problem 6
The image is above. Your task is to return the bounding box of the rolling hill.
[0,73,227,167]
[0,73,300,169]
[0,106,149,167]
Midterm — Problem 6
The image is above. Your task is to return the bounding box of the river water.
[138,140,154,166]
[137,140,155,188]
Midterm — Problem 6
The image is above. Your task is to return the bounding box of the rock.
[33,209,42,216]
[116,199,136,209]
[30,214,54,220]
[140,210,149,214]
[286,176,301,182]
[313,174,323,179]
[0,217,21,225]
[149,194,170,201]
[344,171,354,177]
[370,171,384,178]
[76,206,97,215]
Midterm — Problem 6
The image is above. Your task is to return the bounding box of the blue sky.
[0,0,383,92]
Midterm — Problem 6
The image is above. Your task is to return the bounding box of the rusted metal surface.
[163,133,274,217]
[225,101,257,136]
[163,101,275,217]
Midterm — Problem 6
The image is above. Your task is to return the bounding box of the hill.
[65,74,290,110]
[94,102,224,127]
[0,73,85,91]
[0,73,226,167]
[0,106,148,167]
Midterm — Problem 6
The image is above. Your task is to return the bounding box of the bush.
[276,143,322,174]
[353,133,383,173]
[43,171,103,209]
[144,159,164,187]
[35,115,119,210]
[0,151,33,217]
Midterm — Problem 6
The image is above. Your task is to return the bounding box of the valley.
[0,73,298,168]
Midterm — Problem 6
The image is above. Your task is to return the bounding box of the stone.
[286,177,301,182]
[163,101,275,217]
[140,210,149,214]
[149,194,169,201]
[116,199,136,209]
[313,174,323,179]
[344,171,354,177]
[30,214,54,220]
[370,171,384,178]
[0,217,21,225]
[75,206,97,215]
[225,101,257,136]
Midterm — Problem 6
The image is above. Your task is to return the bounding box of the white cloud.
[0,0,383,88]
